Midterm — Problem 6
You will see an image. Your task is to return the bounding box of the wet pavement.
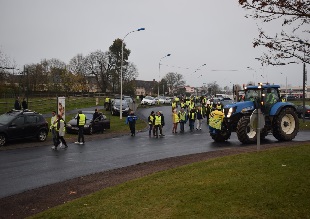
[0,106,309,198]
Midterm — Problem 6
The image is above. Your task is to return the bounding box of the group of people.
[51,109,86,150]
[50,111,68,150]
[147,111,165,137]
[14,96,28,110]
[171,95,223,129]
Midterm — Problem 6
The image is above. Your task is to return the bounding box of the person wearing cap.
[148,111,155,137]
[126,111,138,136]
[75,110,86,144]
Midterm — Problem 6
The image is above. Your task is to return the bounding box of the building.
[134,79,157,96]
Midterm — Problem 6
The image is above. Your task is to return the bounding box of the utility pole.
[302,63,307,123]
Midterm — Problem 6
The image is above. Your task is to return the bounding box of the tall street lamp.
[120,28,145,119]
[158,54,171,97]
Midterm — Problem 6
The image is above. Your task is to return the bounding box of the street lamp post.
[158,54,171,97]
[120,28,145,119]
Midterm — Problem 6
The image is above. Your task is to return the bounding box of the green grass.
[31,144,310,219]
[299,119,310,130]
[0,96,105,115]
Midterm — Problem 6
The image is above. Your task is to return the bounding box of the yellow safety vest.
[105,97,110,103]
[185,100,190,106]
[189,112,196,120]
[178,111,186,121]
[148,115,154,124]
[180,102,185,108]
[209,110,224,130]
[78,113,86,126]
[189,102,195,110]
[155,115,162,125]
[56,119,66,132]
[216,104,222,110]
[172,102,176,108]
[50,115,57,129]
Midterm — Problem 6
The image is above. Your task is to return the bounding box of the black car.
[0,110,49,146]
[66,111,110,135]
[296,105,310,118]
[111,99,131,116]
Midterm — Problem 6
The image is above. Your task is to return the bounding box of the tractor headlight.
[241,106,254,113]
[227,107,236,118]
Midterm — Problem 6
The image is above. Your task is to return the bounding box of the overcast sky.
[0,0,307,88]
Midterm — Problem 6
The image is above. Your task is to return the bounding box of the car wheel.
[37,130,47,142]
[0,134,6,146]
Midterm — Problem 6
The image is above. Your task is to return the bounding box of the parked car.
[66,111,110,135]
[157,96,171,104]
[296,105,310,118]
[141,96,156,105]
[220,97,234,107]
[0,109,49,146]
[111,99,131,116]
[124,96,134,103]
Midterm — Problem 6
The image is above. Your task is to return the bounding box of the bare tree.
[239,0,310,65]
[163,72,186,95]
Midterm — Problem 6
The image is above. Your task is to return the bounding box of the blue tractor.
[210,84,299,144]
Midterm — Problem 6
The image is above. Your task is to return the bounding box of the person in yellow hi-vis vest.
[172,109,179,133]
[209,107,224,134]
[171,101,177,112]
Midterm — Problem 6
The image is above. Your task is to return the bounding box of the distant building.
[134,79,157,96]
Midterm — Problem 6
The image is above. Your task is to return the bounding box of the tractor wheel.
[273,107,299,141]
[211,129,231,142]
[236,116,257,144]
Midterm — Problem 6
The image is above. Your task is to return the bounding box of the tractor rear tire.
[273,107,299,141]
[236,116,257,144]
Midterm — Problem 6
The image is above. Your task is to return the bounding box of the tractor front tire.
[236,116,257,144]
[211,129,231,142]
[273,107,299,141]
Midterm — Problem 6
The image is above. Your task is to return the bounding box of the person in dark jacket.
[148,111,155,137]
[14,97,21,110]
[126,111,138,136]
[22,98,28,110]
[159,111,165,136]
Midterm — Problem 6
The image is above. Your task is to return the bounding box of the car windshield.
[245,89,259,101]
[84,113,94,120]
[114,99,127,106]
[0,113,15,124]
[145,96,153,100]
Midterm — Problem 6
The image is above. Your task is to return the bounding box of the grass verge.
[31,144,310,219]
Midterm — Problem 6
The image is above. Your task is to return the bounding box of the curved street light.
[158,54,171,97]
[120,28,145,119]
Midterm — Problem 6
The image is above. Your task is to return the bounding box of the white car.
[158,96,171,104]
[141,96,156,105]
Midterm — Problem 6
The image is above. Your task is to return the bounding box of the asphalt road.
[0,106,309,198]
